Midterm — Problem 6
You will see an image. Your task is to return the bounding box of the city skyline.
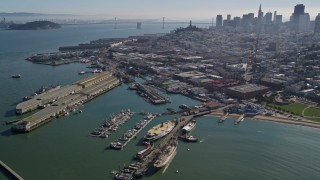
[1,0,320,20]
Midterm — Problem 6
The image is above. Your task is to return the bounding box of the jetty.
[234,114,245,125]
[0,160,24,180]
[219,113,229,123]
[110,114,156,150]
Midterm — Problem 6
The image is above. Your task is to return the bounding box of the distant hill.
[0,12,73,16]
[9,21,61,30]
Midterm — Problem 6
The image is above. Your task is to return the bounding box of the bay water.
[0,23,320,180]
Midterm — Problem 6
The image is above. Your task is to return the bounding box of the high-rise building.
[258,4,264,19]
[233,17,241,27]
[265,12,273,24]
[290,4,310,32]
[216,15,223,27]
[273,11,277,23]
[314,13,320,33]
[298,14,310,33]
[294,4,305,15]
[275,15,283,24]
[227,14,231,21]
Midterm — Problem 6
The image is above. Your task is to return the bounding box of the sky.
[1,0,320,20]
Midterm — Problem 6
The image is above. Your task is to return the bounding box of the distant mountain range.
[0,12,75,16]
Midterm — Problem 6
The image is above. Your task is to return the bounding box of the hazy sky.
[1,0,320,20]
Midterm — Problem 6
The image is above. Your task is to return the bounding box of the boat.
[11,74,21,78]
[154,143,177,169]
[114,171,133,180]
[179,104,189,109]
[182,120,196,133]
[135,142,153,160]
[110,141,123,150]
[78,70,86,75]
[179,135,198,142]
[144,121,175,142]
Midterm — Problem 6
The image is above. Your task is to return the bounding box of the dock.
[110,114,156,150]
[0,160,24,180]
[130,83,170,105]
[235,114,245,125]
[12,71,120,133]
[133,115,194,178]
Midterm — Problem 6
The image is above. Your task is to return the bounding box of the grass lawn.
[306,117,320,122]
[304,107,320,117]
[267,103,307,116]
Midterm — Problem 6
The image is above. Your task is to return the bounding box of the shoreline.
[208,112,320,129]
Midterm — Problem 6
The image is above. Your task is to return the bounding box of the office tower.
[275,15,283,24]
[297,14,310,32]
[258,4,264,19]
[265,12,273,24]
[314,14,320,33]
[216,15,223,27]
[234,17,241,27]
[227,14,231,21]
[273,11,277,23]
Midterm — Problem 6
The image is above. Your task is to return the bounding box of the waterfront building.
[226,84,269,100]
[216,15,223,27]
[315,14,320,33]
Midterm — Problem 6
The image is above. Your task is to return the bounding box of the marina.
[112,115,194,179]
[110,113,156,150]
[90,109,134,138]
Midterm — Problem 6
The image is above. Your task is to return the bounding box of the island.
[9,21,61,30]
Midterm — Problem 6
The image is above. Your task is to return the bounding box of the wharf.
[110,114,156,150]
[131,83,170,105]
[12,72,120,133]
[133,115,193,178]
[0,160,24,180]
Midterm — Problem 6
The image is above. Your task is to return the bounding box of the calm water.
[1,23,320,180]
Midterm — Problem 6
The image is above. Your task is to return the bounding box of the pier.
[110,114,156,150]
[0,160,24,180]
[129,83,170,105]
[12,71,120,133]
[133,115,194,178]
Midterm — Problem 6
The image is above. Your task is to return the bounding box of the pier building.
[13,71,120,132]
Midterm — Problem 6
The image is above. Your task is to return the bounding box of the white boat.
[234,115,244,125]
[182,120,196,133]
[78,71,86,75]
[154,144,177,169]
[144,121,175,142]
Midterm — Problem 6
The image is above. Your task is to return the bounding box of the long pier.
[115,114,156,150]
[133,115,194,177]
[0,160,24,180]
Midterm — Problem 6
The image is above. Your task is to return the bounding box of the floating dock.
[110,114,156,150]
[0,160,24,180]
[12,71,120,133]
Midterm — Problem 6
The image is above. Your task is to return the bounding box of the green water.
[1,24,320,180]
